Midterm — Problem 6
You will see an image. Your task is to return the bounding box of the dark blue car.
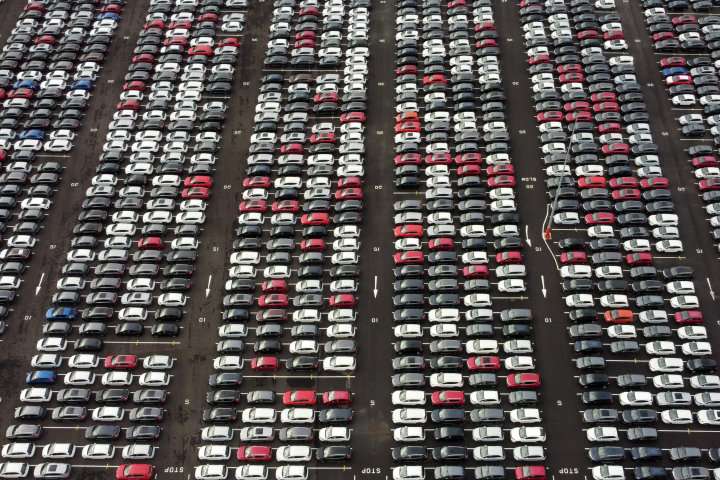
[45,307,78,321]
[70,80,93,91]
[662,67,687,77]
[26,370,57,385]
[12,80,39,90]
[97,13,119,20]
[19,130,46,141]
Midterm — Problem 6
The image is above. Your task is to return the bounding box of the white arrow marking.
[541,275,547,298]
[525,225,532,247]
[206,275,212,298]
[708,278,715,300]
[35,273,44,295]
[373,276,378,298]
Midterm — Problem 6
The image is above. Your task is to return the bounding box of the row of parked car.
[0,0,246,476]
[520,0,719,478]
[390,1,547,480]
[194,0,368,478]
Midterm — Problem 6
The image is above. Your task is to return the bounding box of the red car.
[516,466,546,480]
[423,74,447,85]
[295,39,315,48]
[496,252,523,264]
[396,65,417,75]
[578,177,607,189]
[625,253,652,265]
[168,20,191,29]
[314,92,338,103]
[323,391,353,405]
[395,153,422,165]
[296,31,315,40]
[25,2,45,10]
[395,121,421,133]
[585,213,614,225]
[458,165,481,176]
[529,55,549,64]
[299,6,318,14]
[132,54,155,63]
[144,20,165,29]
[396,112,419,123]
[104,355,138,370]
[559,73,584,83]
[640,178,669,189]
[426,153,452,165]
[395,251,423,264]
[593,102,619,113]
[301,213,329,225]
[672,14,696,24]
[476,39,496,48]
[8,89,33,99]
[675,311,703,324]
[475,22,494,31]
[164,37,187,46]
[609,177,638,189]
[604,30,624,40]
[310,132,335,143]
[565,111,592,122]
[468,356,500,370]
[34,36,55,45]
[653,32,674,41]
[612,189,641,200]
[243,176,270,188]
[329,294,356,307]
[601,143,629,155]
[507,373,541,388]
[487,165,513,176]
[537,111,563,122]
[598,123,621,133]
[463,265,488,277]
[116,465,153,480]
[488,175,515,187]
[338,177,362,189]
[283,390,316,405]
[280,143,302,154]
[272,200,299,212]
[560,252,587,264]
[258,294,288,308]
[557,64,581,74]
[428,238,454,250]
[262,280,288,293]
[564,101,590,112]
[237,446,272,461]
[591,92,616,102]
[431,391,465,405]
[448,0,466,7]
[188,46,212,56]
[700,178,720,190]
[251,357,280,371]
[395,225,423,237]
[604,310,633,324]
[578,30,598,39]
[692,156,717,167]
[456,153,482,164]
[182,187,210,198]
[0,150,7,161]
[101,4,122,12]
[198,13,218,21]
[0,90,5,100]
[660,56,685,67]
[667,75,692,85]
[300,239,326,251]
[220,38,239,47]
[123,81,146,91]
[184,176,212,188]
[138,237,164,249]
[340,112,365,123]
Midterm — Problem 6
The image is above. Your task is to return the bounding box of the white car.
[143,355,174,370]
[678,326,707,340]
[19,388,52,403]
[392,390,426,406]
[36,338,67,352]
[198,446,231,461]
[498,279,526,292]
[466,340,499,354]
[619,391,653,406]
[213,356,243,371]
[670,295,699,309]
[1,444,35,459]
[595,266,623,279]
[92,406,124,422]
[646,341,676,355]
[318,427,351,442]
[505,356,535,371]
[509,408,541,423]
[510,427,546,442]
[660,409,693,424]
[195,465,228,480]
[280,408,315,424]
[587,427,619,442]
[64,371,95,386]
[600,294,628,308]
[666,281,695,295]
[41,444,75,459]
[566,294,594,308]
[649,358,684,372]
[608,325,636,338]
[392,408,427,424]
[81,444,114,460]
[242,408,277,424]
[322,356,356,372]
[68,354,99,369]
[592,466,625,480]
[200,426,233,442]
[429,373,463,388]
[561,265,592,278]
[553,212,580,225]
[470,391,501,405]
[276,446,312,463]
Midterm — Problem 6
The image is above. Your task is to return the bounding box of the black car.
[85,425,120,440]
[394,446,428,462]
[583,408,619,424]
[317,446,351,462]
[125,425,161,441]
[589,446,627,463]
[279,426,313,442]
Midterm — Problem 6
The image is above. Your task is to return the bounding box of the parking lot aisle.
[350,0,399,470]
[493,0,592,472]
